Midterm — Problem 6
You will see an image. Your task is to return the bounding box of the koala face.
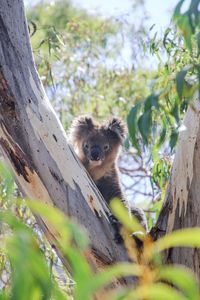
[69,116,126,173]
[82,131,110,166]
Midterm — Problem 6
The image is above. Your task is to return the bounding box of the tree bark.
[151,96,200,277]
[0,0,131,284]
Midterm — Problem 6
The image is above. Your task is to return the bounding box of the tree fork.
[0,0,132,284]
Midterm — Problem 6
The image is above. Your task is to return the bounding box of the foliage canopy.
[0,0,200,299]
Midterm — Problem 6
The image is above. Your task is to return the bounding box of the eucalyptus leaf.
[157,265,199,300]
[176,65,192,100]
[154,228,200,252]
[138,111,152,144]
[127,103,141,153]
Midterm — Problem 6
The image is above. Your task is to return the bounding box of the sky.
[24,0,176,31]
[24,0,180,69]
[71,0,175,29]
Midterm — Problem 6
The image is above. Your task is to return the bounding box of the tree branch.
[0,0,132,284]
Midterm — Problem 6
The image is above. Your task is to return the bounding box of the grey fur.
[69,116,148,231]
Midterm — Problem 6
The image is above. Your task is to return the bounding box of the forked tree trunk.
[1,0,200,286]
[151,96,200,277]
[0,0,131,284]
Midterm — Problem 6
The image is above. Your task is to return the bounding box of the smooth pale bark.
[151,96,200,277]
[0,0,132,284]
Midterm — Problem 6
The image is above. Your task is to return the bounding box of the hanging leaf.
[138,110,152,145]
[176,65,192,99]
[144,93,159,112]
[127,103,141,153]
[173,0,185,19]
[197,31,200,56]
[170,129,178,150]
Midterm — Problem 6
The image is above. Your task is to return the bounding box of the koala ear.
[107,118,126,142]
[69,116,94,144]
[75,116,94,130]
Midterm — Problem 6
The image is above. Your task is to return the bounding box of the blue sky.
[24,0,176,31]
[71,0,175,29]
[24,0,178,68]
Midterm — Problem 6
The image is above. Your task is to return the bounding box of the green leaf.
[173,1,194,51]
[176,65,192,99]
[197,31,200,56]
[170,129,178,150]
[110,199,146,234]
[157,116,167,147]
[138,110,152,144]
[173,0,185,20]
[144,93,159,112]
[127,103,141,153]
[124,137,131,150]
[77,263,141,299]
[129,282,188,300]
[183,81,198,99]
[67,248,93,300]
[0,294,8,300]
[157,265,199,300]
[0,212,53,300]
[154,228,200,252]
[171,100,179,123]
[152,158,170,190]
[189,0,200,29]
[179,14,193,51]
[163,28,171,49]
[159,126,167,146]
[149,24,156,31]
[26,200,89,250]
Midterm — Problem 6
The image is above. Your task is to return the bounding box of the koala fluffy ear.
[75,116,94,129]
[69,116,94,144]
[107,118,126,142]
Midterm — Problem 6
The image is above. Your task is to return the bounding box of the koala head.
[69,116,126,171]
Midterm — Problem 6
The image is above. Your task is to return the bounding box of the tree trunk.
[151,96,200,277]
[0,0,131,284]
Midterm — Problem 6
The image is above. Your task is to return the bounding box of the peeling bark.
[0,0,132,285]
[151,96,200,277]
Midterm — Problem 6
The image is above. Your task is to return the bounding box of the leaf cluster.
[1,164,200,299]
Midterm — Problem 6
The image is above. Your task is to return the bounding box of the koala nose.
[90,146,101,161]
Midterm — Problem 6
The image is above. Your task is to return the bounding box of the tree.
[1,0,200,297]
[27,0,153,206]
[0,0,133,286]
[127,0,200,275]
[151,96,200,275]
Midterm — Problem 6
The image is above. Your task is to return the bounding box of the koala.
[69,116,148,235]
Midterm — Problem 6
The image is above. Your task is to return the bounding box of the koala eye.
[84,143,89,149]
[104,144,109,151]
